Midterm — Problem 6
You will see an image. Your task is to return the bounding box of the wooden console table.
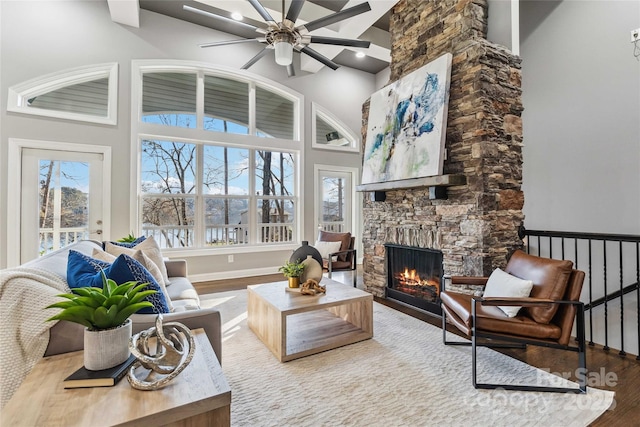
[1,329,231,427]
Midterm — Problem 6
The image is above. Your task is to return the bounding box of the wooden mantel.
[356,174,466,193]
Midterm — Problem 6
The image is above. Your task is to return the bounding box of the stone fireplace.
[361,0,525,307]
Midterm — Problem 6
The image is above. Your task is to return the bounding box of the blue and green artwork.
[362,53,452,184]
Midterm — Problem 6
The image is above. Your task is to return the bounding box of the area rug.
[200,288,615,427]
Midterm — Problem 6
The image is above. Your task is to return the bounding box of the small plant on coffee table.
[279,259,305,278]
[279,259,305,288]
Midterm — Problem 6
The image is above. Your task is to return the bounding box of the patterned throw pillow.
[102,244,166,287]
[66,250,170,314]
[92,248,174,312]
[107,236,147,248]
[109,236,171,286]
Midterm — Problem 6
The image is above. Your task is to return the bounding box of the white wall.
[487,0,514,51]
[520,0,640,353]
[0,0,375,276]
[520,0,640,235]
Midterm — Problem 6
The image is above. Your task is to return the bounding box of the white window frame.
[7,63,118,125]
[130,60,304,256]
[311,102,360,153]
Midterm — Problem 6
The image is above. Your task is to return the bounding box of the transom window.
[133,62,301,250]
[7,63,118,125]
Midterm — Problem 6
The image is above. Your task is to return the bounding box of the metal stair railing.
[520,228,640,359]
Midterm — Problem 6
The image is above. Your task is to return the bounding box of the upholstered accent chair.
[441,250,587,393]
[316,230,357,287]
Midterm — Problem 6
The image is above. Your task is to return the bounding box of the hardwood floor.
[194,269,640,426]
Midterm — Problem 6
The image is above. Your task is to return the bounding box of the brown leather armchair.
[441,250,587,393]
[317,230,357,287]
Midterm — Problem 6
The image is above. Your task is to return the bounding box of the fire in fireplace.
[385,244,444,315]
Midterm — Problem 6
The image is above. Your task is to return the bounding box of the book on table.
[63,354,137,389]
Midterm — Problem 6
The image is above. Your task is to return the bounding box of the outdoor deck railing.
[39,227,88,254]
[141,224,295,248]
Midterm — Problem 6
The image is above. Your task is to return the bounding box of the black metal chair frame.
[327,248,357,287]
[442,296,587,394]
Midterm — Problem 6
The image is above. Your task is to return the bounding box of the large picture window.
[134,62,301,251]
[141,140,295,248]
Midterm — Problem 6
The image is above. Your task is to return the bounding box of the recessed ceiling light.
[231,11,243,21]
[355,52,366,59]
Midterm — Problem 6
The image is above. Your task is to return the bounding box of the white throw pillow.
[94,247,174,312]
[106,236,170,286]
[313,240,342,262]
[482,268,534,317]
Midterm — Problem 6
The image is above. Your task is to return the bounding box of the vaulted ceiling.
[107,0,397,75]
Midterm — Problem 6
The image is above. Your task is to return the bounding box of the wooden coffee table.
[1,329,231,427]
[247,279,373,362]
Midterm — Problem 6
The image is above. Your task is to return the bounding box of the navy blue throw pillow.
[102,236,147,249]
[66,250,170,314]
[67,250,111,289]
[110,236,147,248]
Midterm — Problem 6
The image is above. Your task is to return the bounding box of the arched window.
[7,63,118,125]
[132,61,302,251]
[311,102,359,152]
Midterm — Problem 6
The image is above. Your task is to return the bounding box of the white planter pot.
[83,319,132,371]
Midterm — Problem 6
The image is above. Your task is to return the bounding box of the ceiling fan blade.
[285,0,305,24]
[301,2,371,33]
[241,47,271,70]
[247,0,276,23]
[199,39,261,48]
[287,64,296,77]
[309,36,370,48]
[183,5,258,32]
[300,46,339,70]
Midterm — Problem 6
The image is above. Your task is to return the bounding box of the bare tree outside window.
[141,140,196,248]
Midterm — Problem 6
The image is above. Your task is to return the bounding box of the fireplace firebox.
[385,244,444,316]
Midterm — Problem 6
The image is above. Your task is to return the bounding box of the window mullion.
[248,82,256,136]
[195,143,204,248]
[248,149,257,245]
[196,71,204,129]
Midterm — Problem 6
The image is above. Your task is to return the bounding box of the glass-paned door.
[20,149,104,262]
[316,169,352,233]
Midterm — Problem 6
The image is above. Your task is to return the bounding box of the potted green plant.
[279,259,305,288]
[46,271,156,370]
[117,232,139,243]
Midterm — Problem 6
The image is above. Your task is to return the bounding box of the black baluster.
[561,237,565,260]
[588,239,594,346]
[604,241,609,351]
[537,236,541,256]
[549,236,553,259]
[619,240,626,356]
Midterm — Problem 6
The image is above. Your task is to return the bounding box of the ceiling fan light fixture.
[274,40,294,66]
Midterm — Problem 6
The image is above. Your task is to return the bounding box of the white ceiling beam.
[300,0,398,73]
[107,0,140,28]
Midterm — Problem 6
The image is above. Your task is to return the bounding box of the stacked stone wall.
[362,0,524,298]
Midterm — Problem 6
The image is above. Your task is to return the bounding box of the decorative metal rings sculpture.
[127,314,195,390]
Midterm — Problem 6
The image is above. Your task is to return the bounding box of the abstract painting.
[361,53,452,184]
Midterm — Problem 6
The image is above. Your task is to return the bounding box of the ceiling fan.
[184,0,372,76]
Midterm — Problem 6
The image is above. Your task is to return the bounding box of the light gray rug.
[200,289,614,427]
